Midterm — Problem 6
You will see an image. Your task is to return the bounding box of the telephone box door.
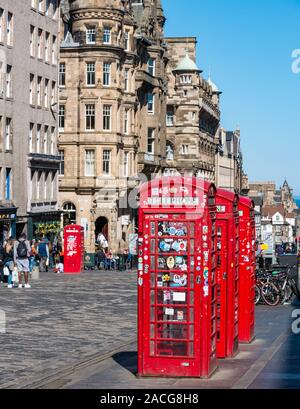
[216,220,228,358]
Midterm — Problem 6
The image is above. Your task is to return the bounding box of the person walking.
[4,238,14,288]
[37,237,49,273]
[29,239,38,276]
[0,242,4,284]
[14,233,31,289]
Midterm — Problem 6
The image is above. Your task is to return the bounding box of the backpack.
[17,241,28,259]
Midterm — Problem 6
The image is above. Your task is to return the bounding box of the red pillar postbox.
[214,189,240,358]
[138,177,218,378]
[238,198,256,343]
[64,225,84,274]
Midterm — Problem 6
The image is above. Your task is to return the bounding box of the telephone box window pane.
[189,325,194,340]
[150,239,155,253]
[189,308,194,322]
[212,254,216,269]
[212,336,217,353]
[190,239,194,254]
[150,324,155,338]
[150,307,155,321]
[150,222,155,236]
[150,341,155,356]
[158,221,187,237]
[188,343,194,356]
[157,290,187,305]
[157,341,190,357]
[150,273,155,287]
[212,302,216,318]
[150,290,155,305]
[190,257,195,271]
[157,324,189,340]
[151,256,155,270]
[157,307,188,322]
[158,238,187,253]
[190,223,194,237]
[217,239,222,251]
[212,285,216,302]
[157,256,188,271]
[212,319,216,335]
[190,274,194,288]
[156,273,188,290]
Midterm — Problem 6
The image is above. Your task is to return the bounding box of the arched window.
[63,202,76,226]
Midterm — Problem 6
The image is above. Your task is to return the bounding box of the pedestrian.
[97,232,109,252]
[29,239,38,275]
[37,237,49,273]
[0,242,4,284]
[14,233,31,289]
[4,238,15,288]
[96,247,106,270]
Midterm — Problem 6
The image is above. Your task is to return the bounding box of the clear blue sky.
[163,0,300,195]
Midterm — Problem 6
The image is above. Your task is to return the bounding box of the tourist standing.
[97,232,109,252]
[37,238,49,273]
[14,233,31,289]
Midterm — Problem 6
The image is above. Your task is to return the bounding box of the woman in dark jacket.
[0,243,4,283]
[4,239,15,288]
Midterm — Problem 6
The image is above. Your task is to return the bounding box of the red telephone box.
[138,177,218,378]
[64,225,84,274]
[215,189,240,358]
[238,198,256,343]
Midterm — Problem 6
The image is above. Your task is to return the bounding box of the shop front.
[0,207,17,242]
[28,211,62,241]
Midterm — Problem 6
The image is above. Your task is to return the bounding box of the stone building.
[216,127,243,192]
[248,181,277,206]
[58,0,168,253]
[280,179,298,213]
[0,0,60,242]
[249,180,298,213]
[164,37,220,181]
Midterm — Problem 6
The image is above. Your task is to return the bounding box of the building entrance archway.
[95,216,109,242]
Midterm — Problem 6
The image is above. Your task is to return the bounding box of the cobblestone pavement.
[0,270,137,388]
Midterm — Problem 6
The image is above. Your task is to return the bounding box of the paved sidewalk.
[0,270,137,388]
[63,304,295,389]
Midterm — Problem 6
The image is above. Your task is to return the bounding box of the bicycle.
[255,269,281,306]
[272,265,300,303]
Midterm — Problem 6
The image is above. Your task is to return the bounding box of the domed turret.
[173,54,200,73]
[207,74,221,94]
